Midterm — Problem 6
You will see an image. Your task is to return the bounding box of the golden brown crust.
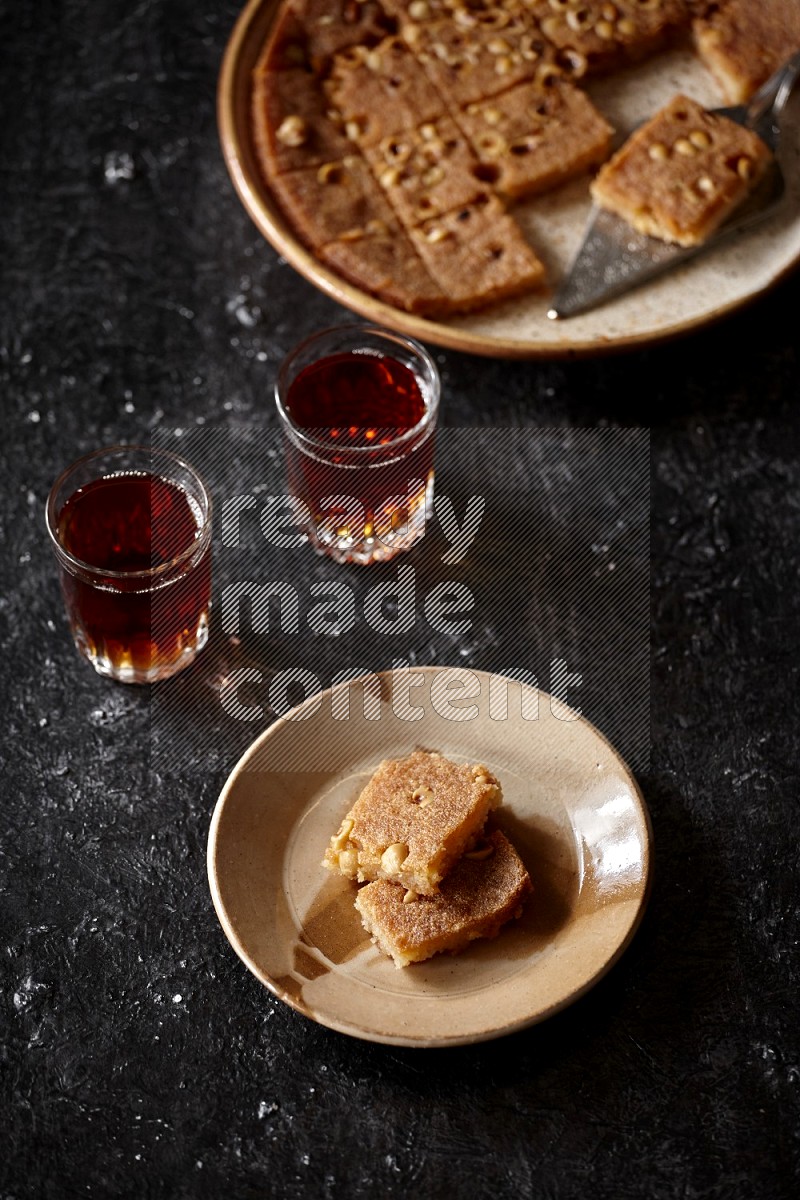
[355,829,533,967]
[289,0,397,71]
[456,77,613,199]
[317,224,451,314]
[693,0,800,103]
[590,93,772,245]
[252,63,352,174]
[364,117,484,225]
[408,10,555,106]
[270,156,400,246]
[410,194,548,306]
[529,0,690,77]
[323,751,502,894]
[326,36,447,147]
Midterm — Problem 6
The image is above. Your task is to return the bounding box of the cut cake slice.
[318,220,451,314]
[252,58,352,174]
[355,828,533,967]
[410,193,547,307]
[457,77,613,199]
[407,10,555,107]
[270,155,399,246]
[326,36,446,147]
[323,751,502,894]
[590,92,772,245]
[364,115,485,224]
[529,0,689,76]
[693,0,800,103]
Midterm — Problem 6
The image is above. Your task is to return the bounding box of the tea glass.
[275,325,440,565]
[46,445,212,683]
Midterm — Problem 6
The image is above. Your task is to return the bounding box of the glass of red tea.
[46,446,212,684]
[275,325,440,565]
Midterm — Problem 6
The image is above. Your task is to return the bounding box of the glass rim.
[274,323,440,459]
[45,444,213,582]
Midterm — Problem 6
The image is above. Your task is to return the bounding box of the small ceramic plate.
[207,668,652,1046]
[218,0,800,358]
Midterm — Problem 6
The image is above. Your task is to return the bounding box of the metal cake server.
[548,51,800,320]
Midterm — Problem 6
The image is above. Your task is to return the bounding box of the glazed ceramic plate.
[218,0,800,358]
[207,668,652,1046]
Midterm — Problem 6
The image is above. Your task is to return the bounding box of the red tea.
[283,350,435,562]
[57,472,211,681]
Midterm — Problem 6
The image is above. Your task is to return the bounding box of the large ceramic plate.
[218,0,800,358]
[207,668,652,1046]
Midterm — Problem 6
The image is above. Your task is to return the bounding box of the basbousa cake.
[590,93,772,245]
[323,750,502,895]
[355,828,533,968]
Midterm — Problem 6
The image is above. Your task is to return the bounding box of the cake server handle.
[745,50,800,149]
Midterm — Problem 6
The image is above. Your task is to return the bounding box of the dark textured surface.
[2,2,800,1197]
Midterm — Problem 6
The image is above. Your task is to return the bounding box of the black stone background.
[1,2,799,1197]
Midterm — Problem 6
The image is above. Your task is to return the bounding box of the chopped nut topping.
[689,129,711,149]
[338,847,358,874]
[408,0,430,19]
[317,162,342,184]
[402,888,418,903]
[344,119,363,141]
[330,818,354,851]
[566,8,593,33]
[465,840,494,861]
[381,842,410,872]
[617,17,636,36]
[595,18,615,39]
[674,137,697,156]
[737,155,753,179]
[424,223,450,242]
[477,131,507,157]
[648,141,668,161]
[696,176,715,194]
[411,785,434,806]
[536,62,563,87]
[422,164,445,186]
[380,136,412,163]
[276,115,308,147]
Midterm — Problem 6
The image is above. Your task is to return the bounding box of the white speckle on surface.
[27,410,40,423]
[124,401,135,413]
[19,553,30,563]
[172,993,182,1003]
[104,150,135,183]
[258,1100,279,1118]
